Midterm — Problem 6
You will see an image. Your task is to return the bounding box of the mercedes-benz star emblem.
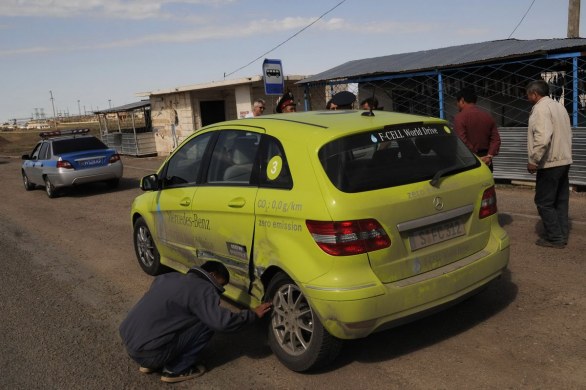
[433,196,444,211]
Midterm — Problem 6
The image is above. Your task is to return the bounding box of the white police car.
[21,129,123,198]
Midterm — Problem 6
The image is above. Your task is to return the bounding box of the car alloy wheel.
[44,177,58,198]
[22,172,34,191]
[133,217,165,275]
[272,283,314,356]
[266,272,342,372]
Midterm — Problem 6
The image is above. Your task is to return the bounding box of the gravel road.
[0,156,584,389]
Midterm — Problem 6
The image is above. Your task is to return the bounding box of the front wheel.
[22,171,35,191]
[133,217,166,275]
[266,272,342,372]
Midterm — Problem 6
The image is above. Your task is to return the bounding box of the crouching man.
[119,261,272,383]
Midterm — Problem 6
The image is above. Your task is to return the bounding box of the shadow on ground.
[324,270,517,371]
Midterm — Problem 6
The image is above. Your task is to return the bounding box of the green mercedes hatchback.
[131,109,510,371]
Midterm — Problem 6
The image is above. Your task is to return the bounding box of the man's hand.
[480,155,493,165]
[527,163,538,174]
[253,302,272,318]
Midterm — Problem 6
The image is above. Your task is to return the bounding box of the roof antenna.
[361,87,376,116]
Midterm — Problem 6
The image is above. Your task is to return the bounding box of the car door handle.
[179,198,191,206]
[228,197,246,208]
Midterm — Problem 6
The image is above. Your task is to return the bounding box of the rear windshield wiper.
[430,165,460,188]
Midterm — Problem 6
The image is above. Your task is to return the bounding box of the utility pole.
[49,90,56,121]
[568,0,581,38]
[78,100,81,116]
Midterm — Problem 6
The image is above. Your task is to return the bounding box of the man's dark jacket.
[119,268,255,355]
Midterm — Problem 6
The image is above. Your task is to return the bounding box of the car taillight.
[306,219,391,256]
[479,186,498,219]
[57,160,73,169]
[109,154,120,163]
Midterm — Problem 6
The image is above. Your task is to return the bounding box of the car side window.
[163,132,212,188]
[30,143,42,160]
[258,136,293,189]
[38,142,50,160]
[207,130,260,185]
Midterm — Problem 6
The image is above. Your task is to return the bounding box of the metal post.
[77,100,81,116]
[437,72,444,119]
[49,90,56,125]
[303,85,310,111]
[572,56,579,127]
[132,110,139,156]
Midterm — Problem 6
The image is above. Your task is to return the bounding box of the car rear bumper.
[307,233,510,339]
[48,162,123,187]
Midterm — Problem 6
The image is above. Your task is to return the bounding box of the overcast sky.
[1,0,584,122]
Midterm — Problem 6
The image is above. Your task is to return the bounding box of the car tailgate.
[323,171,495,284]
[60,149,115,170]
[368,176,494,283]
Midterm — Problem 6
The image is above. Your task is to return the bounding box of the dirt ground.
[0,155,585,389]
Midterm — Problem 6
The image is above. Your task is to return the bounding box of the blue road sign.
[263,59,284,95]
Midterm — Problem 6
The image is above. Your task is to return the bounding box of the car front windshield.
[318,122,480,193]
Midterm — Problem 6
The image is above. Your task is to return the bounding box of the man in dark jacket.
[119,261,272,383]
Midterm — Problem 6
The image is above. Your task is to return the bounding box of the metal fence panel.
[300,55,586,187]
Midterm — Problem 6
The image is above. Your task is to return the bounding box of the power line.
[508,0,536,39]
[223,0,347,79]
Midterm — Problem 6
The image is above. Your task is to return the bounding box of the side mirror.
[140,174,160,191]
[21,154,31,160]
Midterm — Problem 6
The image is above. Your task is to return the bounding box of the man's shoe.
[160,365,206,383]
[139,366,155,374]
[535,238,565,249]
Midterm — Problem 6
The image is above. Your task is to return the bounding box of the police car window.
[319,123,479,193]
[30,143,42,159]
[52,137,107,154]
[207,130,260,185]
[164,132,213,187]
[259,136,292,189]
[39,143,50,160]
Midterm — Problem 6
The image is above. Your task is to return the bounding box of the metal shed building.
[298,38,586,186]
[94,100,156,157]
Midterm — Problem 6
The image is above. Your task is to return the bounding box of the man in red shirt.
[454,87,501,171]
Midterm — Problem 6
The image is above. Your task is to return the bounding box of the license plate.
[409,218,465,251]
[79,158,102,167]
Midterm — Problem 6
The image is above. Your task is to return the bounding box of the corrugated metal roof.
[94,100,150,114]
[299,38,586,84]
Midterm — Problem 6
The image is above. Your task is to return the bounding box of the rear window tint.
[318,122,480,193]
[52,137,108,155]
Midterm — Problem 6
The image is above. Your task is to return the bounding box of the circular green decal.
[444,125,452,134]
[267,156,283,181]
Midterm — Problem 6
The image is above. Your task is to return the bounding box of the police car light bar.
[39,128,90,138]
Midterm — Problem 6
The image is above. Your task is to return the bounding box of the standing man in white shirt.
[526,80,573,249]
[245,98,266,118]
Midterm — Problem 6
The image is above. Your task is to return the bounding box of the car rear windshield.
[318,122,480,193]
[52,137,108,155]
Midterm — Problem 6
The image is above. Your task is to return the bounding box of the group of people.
[454,81,572,249]
[243,92,297,117]
[245,90,380,117]
[118,79,573,384]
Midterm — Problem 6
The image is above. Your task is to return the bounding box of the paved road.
[0,156,585,389]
